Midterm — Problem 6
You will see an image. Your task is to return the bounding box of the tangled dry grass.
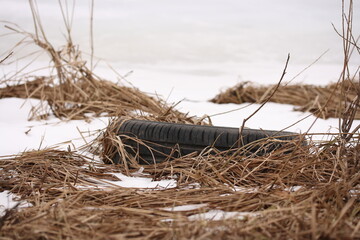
[210,80,360,120]
[0,74,203,124]
[0,3,204,125]
[0,136,359,239]
[0,0,359,239]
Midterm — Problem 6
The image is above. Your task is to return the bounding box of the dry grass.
[210,79,360,120]
[0,138,359,239]
[0,3,204,124]
[0,74,202,124]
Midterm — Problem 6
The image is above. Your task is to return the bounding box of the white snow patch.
[349,186,360,198]
[285,186,302,192]
[188,210,258,221]
[0,98,109,156]
[105,173,177,189]
[0,191,31,216]
[163,204,207,212]
[233,186,259,193]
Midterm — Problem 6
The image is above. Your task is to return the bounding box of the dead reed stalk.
[0,51,13,64]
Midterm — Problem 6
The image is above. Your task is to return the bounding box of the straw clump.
[0,139,359,239]
[210,80,360,119]
[0,74,201,123]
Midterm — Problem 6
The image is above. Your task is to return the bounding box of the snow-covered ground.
[0,0,359,215]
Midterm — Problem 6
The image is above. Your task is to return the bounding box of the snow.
[0,191,31,217]
[188,210,258,221]
[106,173,177,189]
[161,208,258,222]
[163,204,207,212]
[0,98,108,156]
[1,0,359,216]
[0,191,20,216]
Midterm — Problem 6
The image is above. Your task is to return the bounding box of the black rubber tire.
[111,119,297,164]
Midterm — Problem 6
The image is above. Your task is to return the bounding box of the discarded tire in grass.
[110,119,299,164]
